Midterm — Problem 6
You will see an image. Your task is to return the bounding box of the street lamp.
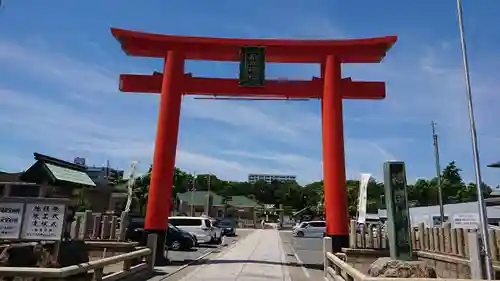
[455,0,493,279]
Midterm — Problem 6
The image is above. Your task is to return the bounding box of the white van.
[168,216,213,244]
[292,221,326,238]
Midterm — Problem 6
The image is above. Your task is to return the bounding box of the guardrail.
[323,236,483,281]
[0,234,157,281]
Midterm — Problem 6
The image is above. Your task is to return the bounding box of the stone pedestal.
[368,257,437,278]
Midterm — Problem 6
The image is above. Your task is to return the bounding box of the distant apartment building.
[74,157,124,185]
[248,174,296,184]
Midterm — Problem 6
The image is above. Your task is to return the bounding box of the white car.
[292,222,301,230]
[168,216,214,244]
[292,221,326,238]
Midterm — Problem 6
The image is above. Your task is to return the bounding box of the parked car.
[292,221,326,238]
[292,222,302,231]
[166,223,197,251]
[168,216,215,244]
[218,219,236,237]
[124,216,197,250]
[125,215,146,242]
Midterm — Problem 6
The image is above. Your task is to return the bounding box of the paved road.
[150,229,255,277]
[102,229,254,277]
[279,230,325,281]
[168,234,241,265]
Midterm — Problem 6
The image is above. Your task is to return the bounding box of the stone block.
[368,257,437,278]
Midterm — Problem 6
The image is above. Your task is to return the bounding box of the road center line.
[283,235,311,279]
[293,252,311,279]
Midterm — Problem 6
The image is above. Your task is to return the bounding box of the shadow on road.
[198,244,219,249]
[168,248,198,252]
[178,258,323,271]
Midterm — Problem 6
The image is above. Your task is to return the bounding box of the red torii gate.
[111,27,397,262]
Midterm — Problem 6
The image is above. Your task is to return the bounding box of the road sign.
[453,213,479,229]
[239,46,266,87]
[0,202,24,239]
[21,203,65,240]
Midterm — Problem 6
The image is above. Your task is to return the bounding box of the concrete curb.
[159,248,215,280]
[159,236,243,280]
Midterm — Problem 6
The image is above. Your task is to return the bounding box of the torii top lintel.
[111,28,397,63]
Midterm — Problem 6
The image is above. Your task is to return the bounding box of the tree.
[117,160,494,218]
[132,165,151,215]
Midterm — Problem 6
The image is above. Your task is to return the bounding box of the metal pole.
[206,173,212,216]
[191,173,196,216]
[456,0,493,279]
[431,121,445,225]
[208,173,211,194]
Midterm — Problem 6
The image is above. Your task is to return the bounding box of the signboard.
[239,46,266,87]
[453,213,479,229]
[357,173,371,224]
[383,161,413,261]
[411,215,430,227]
[0,202,24,239]
[431,214,449,227]
[20,203,65,240]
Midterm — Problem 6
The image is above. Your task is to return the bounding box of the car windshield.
[129,217,145,226]
[219,220,232,227]
[169,223,182,232]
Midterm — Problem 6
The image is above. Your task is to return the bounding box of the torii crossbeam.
[111,27,397,264]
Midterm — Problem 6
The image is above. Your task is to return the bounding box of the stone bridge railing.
[0,234,157,281]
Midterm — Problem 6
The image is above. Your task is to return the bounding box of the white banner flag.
[357,173,372,224]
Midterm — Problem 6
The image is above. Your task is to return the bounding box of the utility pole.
[190,173,196,216]
[456,1,493,278]
[432,121,445,225]
[207,173,211,194]
[205,174,212,216]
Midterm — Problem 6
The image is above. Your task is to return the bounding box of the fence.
[348,219,500,278]
[324,236,482,281]
[0,234,157,281]
[71,210,257,241]
[71,211,129,241]
[349,220,500,260]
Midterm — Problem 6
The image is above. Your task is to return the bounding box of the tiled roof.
[45,163,96,187]
[176,191,260,207]
[227,195,260,207]
[0,172,23,182]
[177,191,223,205]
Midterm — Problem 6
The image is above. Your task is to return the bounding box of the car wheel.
[171,240,181,251]
[296,231,304,237]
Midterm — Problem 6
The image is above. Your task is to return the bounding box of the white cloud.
[0,40,117,96]
[1,10,500,187]
[0,37,403,183]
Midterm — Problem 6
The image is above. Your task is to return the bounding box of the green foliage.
[130,161,495,216]
[71,188,92,212]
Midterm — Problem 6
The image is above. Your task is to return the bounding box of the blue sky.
[1,0,500,185]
